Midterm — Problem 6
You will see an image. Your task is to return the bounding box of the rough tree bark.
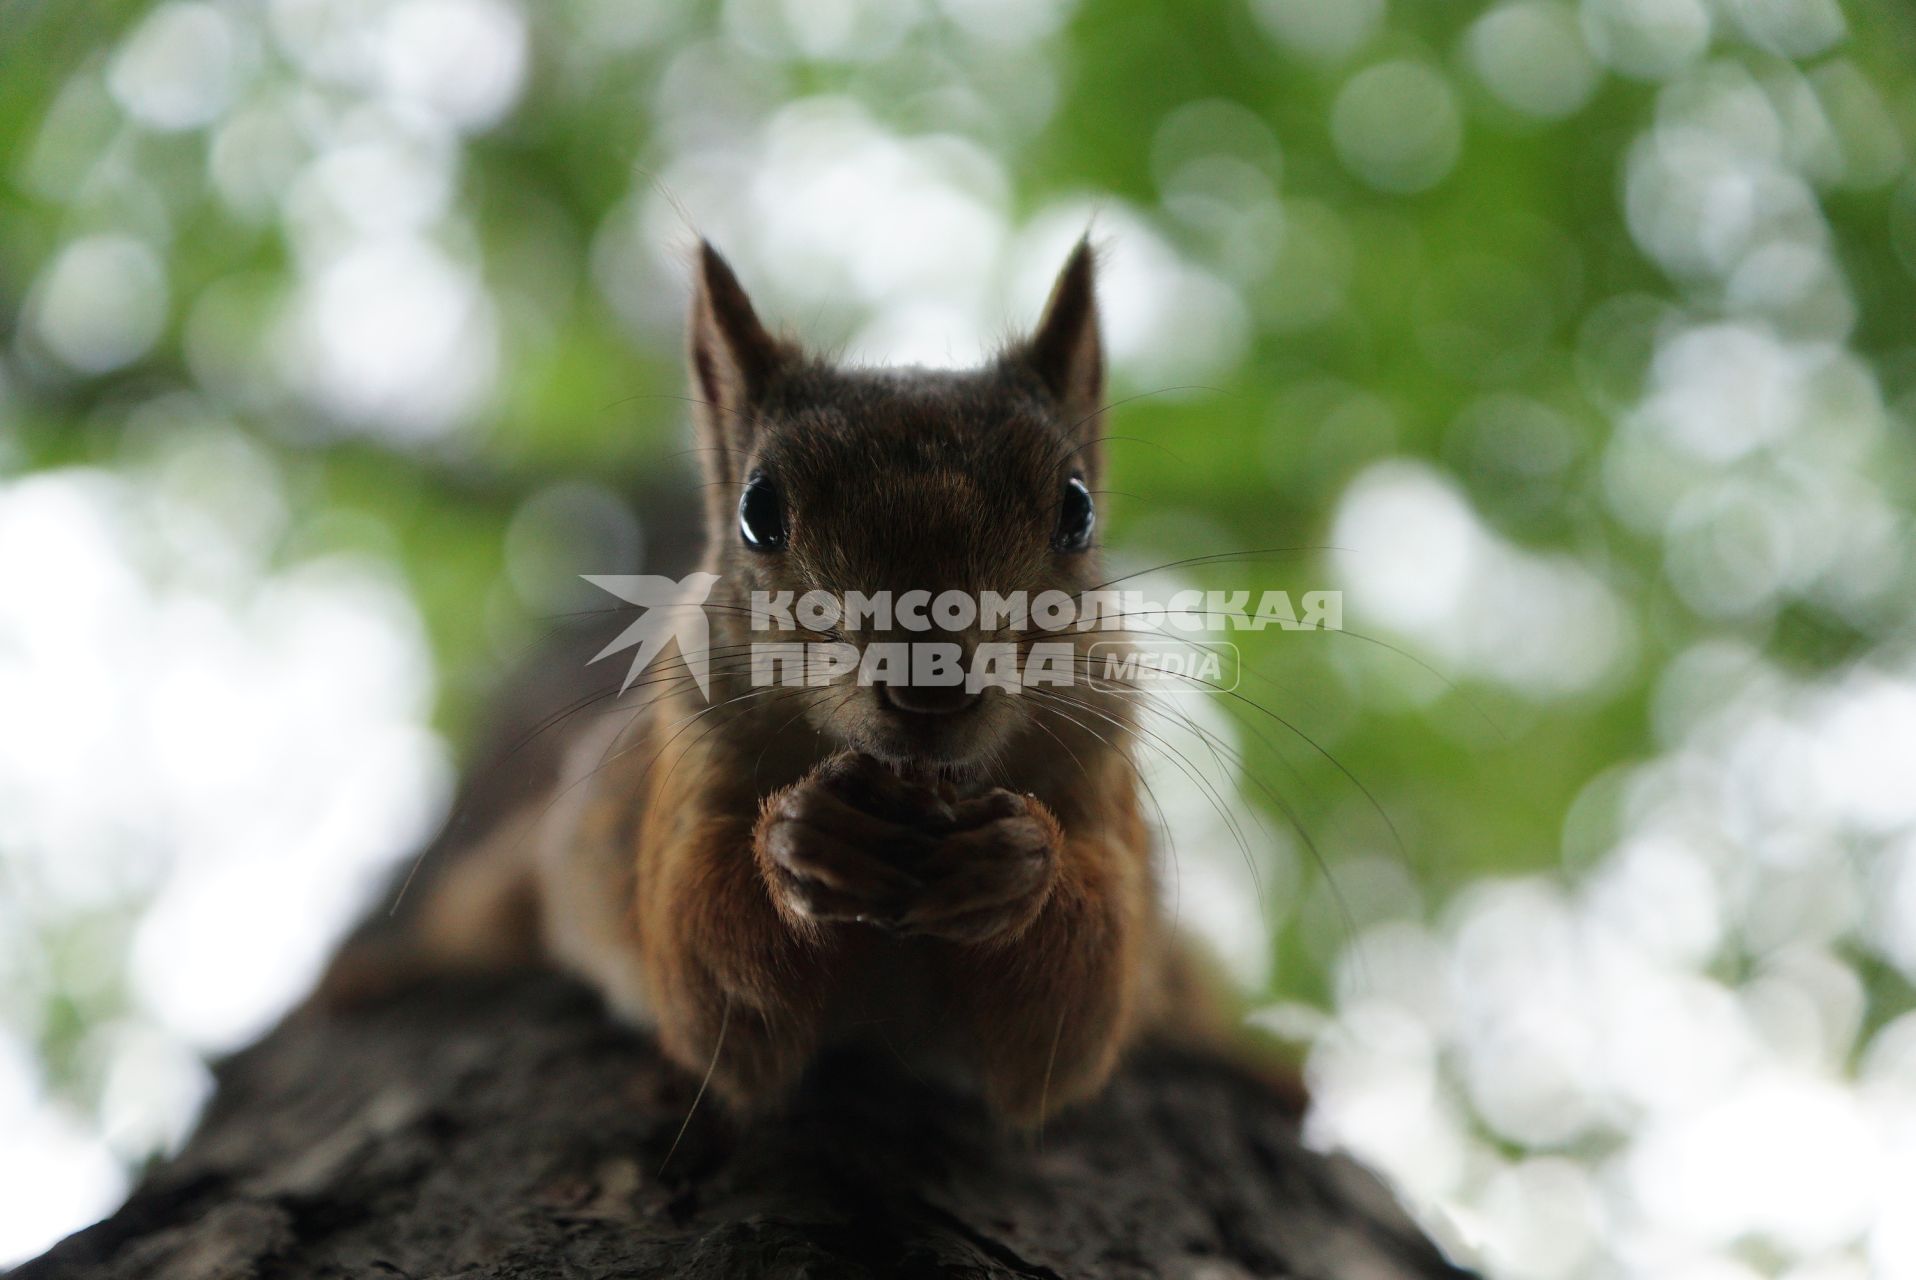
[17,972,1471,1280]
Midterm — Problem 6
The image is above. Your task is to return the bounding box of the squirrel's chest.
[822,934,964,1057]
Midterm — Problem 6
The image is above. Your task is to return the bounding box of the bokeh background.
[4,0,1916,1274]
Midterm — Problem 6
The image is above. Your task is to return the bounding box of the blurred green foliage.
[4,0,1916,1006]
[12,2,1916,1270]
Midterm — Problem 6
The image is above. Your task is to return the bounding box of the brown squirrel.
[324,240,1244,1127]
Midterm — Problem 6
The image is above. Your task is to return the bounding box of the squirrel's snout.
[876,680,981,718]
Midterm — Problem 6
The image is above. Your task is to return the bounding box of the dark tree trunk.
[15,972,1471,1280]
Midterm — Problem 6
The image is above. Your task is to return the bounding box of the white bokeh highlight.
[0,444,450,1265]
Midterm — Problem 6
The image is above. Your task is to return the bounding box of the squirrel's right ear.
[1014,236,1105,443]
[689,241,790,475]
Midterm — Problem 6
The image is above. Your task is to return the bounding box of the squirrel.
[320,239,1255,1128]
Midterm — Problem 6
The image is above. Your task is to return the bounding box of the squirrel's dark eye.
[1055,476,1095,552]
[739,472,787,551]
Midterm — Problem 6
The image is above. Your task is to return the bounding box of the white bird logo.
[580,572,723,699]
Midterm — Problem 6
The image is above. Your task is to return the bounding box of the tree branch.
[17,973,1470,1279]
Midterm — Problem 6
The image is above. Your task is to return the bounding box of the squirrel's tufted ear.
[689,240,791,479]
[1019,237,1104,428]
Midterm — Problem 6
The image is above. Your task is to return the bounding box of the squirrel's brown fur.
[322,240,1242,1126]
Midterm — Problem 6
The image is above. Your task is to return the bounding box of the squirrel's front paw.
[896,789,1062,946]
[755,753,934,930]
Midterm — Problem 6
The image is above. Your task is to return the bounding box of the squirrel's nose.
[877,681,980,717]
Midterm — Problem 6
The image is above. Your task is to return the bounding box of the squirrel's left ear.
[1018,237,1104,432]
[689,240,793,481]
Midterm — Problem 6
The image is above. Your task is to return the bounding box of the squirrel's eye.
[1055,477,1095,552]
[739,472,787,551]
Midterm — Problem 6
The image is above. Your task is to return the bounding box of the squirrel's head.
[685,239,1111,774]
